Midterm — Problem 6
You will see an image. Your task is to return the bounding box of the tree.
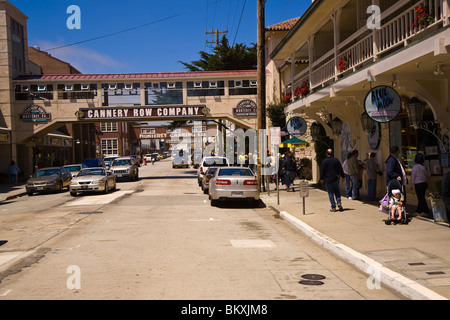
[266,102,286,129]
[179,35,257,71]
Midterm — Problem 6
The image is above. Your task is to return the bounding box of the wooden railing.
[286,0,448,94]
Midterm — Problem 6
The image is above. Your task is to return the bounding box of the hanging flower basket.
[294,80,310,99]
[412,6,434,28]
[282,93,292,105]
[339,56,350,71]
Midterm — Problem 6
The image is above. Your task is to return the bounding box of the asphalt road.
[0,159,403,301]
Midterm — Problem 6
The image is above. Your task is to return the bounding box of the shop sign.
[20,105,52,122]
[364,86,401,123]
[77,105,206,120]
[287,117,307,137]
[0,133,9,143]
[233,100,257,116]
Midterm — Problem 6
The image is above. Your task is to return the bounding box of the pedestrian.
[410,153,431,217]
[442,171,450,224]
[7,160,20,184]
[342,152,353,199]
[347,149,360,200]
[365,152,380,201]
[385,146,407,204]
[281,152,297,192]
[320,149,345,212]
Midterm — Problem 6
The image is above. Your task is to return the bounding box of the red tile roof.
[266,18,300,31]
[14,70,258,81]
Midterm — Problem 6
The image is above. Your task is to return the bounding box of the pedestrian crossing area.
[65,190,133,206]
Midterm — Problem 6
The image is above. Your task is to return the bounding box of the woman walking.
[410,154,431,217]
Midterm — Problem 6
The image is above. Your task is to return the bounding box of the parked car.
[208,167,259,206]
[201,167,220,194]
[104,156,119,169]
[69,167,116,196]
[110,157,139,181]
[172,150,190,168]
[63,164,87,177]
[145,154,153,162]
[197,156,229,186]
[26,167,72,196]
[79,158,105,168]
[152,153,160,161]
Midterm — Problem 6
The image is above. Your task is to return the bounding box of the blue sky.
[11,0,310,74]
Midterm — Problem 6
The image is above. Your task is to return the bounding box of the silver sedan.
[209,167,259,206]
[69,168,116,196]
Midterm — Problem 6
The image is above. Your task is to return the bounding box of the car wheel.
[112,181,117,191]
[210,199,218,206]
[70,191,77,197]
[203,187,208,194]
[59,181,64,193]
[104,182,109,194]
[27,191,33,196]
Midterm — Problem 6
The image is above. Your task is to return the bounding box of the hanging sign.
[286,117,307,137]
[20,105,52,122]
[364,86,401,123]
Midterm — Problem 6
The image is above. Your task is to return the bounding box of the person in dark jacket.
[385,146,407,204]
[281,152,297,192]
[320,149,345,212]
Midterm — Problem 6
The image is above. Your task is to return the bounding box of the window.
[101,139,118,156]
[100,122,118,132]
[142,128,156,134]
[11,18,25,73]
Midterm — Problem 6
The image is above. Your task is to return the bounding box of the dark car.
[26,167,72,196]
[79,158,105,168]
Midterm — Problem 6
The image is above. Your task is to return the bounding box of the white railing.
[289,0,447,92]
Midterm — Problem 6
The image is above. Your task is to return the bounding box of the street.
[0,159,402,300]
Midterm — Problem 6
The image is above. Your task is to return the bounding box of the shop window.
[390,105,442,175]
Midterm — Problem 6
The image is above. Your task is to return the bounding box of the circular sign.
[287,117,307,137]
[364,86,401,123]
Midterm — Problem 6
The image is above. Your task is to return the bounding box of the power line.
[44,0,225,52]
[232,0,247,46]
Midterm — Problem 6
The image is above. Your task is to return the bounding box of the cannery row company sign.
[233,100,257,116]
[76,105,208,120]
[20,105,52,122]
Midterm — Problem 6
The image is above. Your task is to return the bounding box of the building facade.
[267,0,450,200]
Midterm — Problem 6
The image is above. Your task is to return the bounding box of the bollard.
[299,180,309,215]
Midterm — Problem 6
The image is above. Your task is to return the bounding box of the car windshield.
[218,168,253,176]
[112,159,132,166]
[77,168,105,176]
[203,158,228,167]
[34,169,60,177]
[65,165,81,172]
[206,167,219,174]
[104,157,116,162]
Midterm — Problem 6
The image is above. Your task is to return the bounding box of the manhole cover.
[298,280,324,286]
[301,274,326,280]
[79,211,103,215]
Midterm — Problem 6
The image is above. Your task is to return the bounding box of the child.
[389,189,404,220]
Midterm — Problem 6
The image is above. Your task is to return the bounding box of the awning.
[279,137,308,148]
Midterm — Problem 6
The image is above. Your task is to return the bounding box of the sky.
[10,0,310,74]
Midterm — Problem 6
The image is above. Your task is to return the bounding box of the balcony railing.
[286,0,448,96]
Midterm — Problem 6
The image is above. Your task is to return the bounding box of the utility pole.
[205,28,228,48]
[257,0,266,192]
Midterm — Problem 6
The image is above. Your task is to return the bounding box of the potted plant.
[412,6,434,28]
[294,80,310,100]
[428,192,448,223]
[338,55,351,71]
[282,92,292,105]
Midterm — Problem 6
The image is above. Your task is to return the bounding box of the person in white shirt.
[410,153,431,217]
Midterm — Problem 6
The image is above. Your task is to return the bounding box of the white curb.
[279,210,448,300]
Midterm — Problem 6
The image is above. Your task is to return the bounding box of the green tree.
[179,35,256,71]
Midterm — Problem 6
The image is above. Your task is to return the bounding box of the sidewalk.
[260,180,450,300]
[0,182,27,203]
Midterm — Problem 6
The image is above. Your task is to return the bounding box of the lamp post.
[331,117,343,137]
[406,97,449,153]
[360,112,376,135]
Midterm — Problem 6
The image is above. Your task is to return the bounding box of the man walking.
[320,149,345,212]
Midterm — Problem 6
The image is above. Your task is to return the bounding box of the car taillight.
[200,167,203,173]
[215,179,231,185]
[243,179,258,186]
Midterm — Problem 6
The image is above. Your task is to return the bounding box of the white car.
[209,167,259,206]
[172,150,190,168]
[69,167,116,196]
[197,156,229,186]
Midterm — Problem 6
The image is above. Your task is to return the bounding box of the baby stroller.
[383,179,411,225]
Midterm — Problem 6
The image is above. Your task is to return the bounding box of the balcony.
[281,0,449,101]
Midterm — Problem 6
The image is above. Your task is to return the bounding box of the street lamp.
[405,97,425,129]
[331,117,343,137]
[310,122,321,140]
[405,97,450,153]
[360,112,376,135]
